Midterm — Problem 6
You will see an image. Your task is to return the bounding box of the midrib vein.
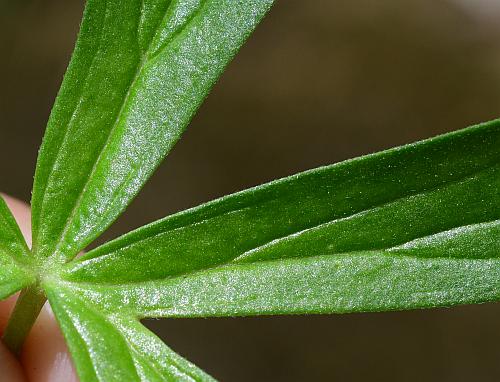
[63,159,500,286]
[33,0,110,256]
[76,157,500,268]
[233,162,500,262]
[48,2,204,262]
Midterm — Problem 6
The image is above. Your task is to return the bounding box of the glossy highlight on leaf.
[3,0,500,380]
[30,0,274,262]
[38,119,500,380]
[56,253,500,317]
[64,120,500,285]
[46,286,214,381]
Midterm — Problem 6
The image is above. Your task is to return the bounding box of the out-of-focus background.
[1,0,500,380]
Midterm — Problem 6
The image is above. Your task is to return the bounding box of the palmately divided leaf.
[63,119,500,286]
[45,284,215,381]
[0,196,34,300]
[31,0,274,262]
[25,0,500,380]
[47,120,500,380]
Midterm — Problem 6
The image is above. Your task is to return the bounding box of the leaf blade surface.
[31,0,274,261]
[0,196,33,299]
[64,120,500,288]
[50,120,500,379]
[45,284,216,381]
[57,250,500,317]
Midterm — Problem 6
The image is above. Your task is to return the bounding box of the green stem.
[2,285,46,356]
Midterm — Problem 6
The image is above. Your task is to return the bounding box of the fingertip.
[21,304,78,382]
[0,341,26,382]
[0,294,19,334]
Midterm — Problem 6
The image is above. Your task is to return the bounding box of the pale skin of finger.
[1,195,78,382]
[0,339,25,382]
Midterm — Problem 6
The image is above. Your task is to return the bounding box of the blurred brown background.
[1,0,500,381]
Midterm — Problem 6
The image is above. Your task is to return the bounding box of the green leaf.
[63,119,500,291]
[45,284,214,381]
[13,0,500,379]
[0,196,33,300]
[55,120,500,316]
[54,252,500,317]
[30,0,274,262]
